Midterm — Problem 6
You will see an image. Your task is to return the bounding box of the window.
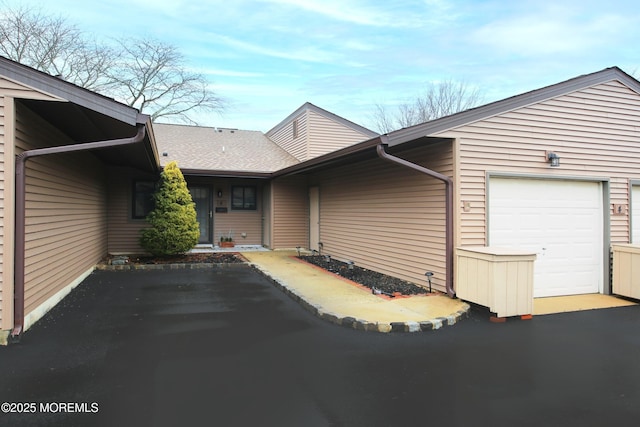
[232,186,257,210]
[132,180,156,219]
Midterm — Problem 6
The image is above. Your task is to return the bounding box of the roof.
[266,102,378,139]
[385,66,640,147]
[0,56,158,172]
[275,66,640,175]
[154,123,300,176]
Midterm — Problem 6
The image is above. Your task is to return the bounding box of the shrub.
[140,161,199,256]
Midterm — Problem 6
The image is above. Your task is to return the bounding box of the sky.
[4,0,640,132]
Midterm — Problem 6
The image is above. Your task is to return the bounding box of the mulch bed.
[106,253,244,265]
[299,255,429,296]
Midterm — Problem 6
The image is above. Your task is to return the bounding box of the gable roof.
[385,66,640,147]
[0,55,157,172]
[154,123,299,177]
[266,102,378,138]
[275,66,640,176]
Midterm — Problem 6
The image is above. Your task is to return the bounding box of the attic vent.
[162,151,168,157]
[293,119,299,138]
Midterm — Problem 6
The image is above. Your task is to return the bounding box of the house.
[1,53,640,344]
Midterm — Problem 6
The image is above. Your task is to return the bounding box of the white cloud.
[471,6,636,56]
[208,33,341,63]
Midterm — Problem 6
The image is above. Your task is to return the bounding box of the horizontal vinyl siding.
[16,104,107,318]
[1,77,61,331]
[106,167,155,254]
[214,182,263,245]
[312,142,453,291]
[446,81,640,246]
[271,176,308,249]
[0,96,5,328]
[307,110,371,159]
[268,113,308,161]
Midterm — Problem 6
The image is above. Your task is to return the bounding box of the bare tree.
[371,80,484,133]
[108,38,224,124]
[0,5,115,92]
[0,4,223,124]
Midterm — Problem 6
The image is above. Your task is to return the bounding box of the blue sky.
[5,0,640,132]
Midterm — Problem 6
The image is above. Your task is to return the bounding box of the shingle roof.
[154,123,299,174]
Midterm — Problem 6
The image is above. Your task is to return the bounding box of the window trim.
[132,180,156,219]
[231,185,257,211]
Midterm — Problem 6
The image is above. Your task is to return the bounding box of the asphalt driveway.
[1,266,639,427]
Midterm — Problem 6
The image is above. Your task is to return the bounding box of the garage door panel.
[489,178,603,298]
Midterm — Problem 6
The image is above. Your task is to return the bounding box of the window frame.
[231,185,257,211]
[132,180,156,219]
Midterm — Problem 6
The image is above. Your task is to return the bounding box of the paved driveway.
[1,266,639,427]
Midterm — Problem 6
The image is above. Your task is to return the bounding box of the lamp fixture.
[547,151,560,167]
[217,190,223,198]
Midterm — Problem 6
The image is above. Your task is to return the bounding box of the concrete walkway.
[242,251,469,332]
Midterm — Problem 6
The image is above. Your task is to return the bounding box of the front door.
[190,186,212,244]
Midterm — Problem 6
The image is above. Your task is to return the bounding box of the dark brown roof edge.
[266,102,378,138]
[0,55,140,126]
[387,66,639,147]
[181,168,272,179]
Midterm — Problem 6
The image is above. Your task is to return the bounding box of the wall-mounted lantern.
[547,151,560,167]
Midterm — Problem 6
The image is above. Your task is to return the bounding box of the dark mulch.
[299,255,429,296]
[106,253,244,265]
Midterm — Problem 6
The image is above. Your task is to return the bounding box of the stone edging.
[249,263,470,333]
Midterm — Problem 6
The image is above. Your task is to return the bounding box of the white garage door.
[632,186,640,243]
[489,178,603,298]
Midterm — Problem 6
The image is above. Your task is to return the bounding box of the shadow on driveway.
[1,266,640,426]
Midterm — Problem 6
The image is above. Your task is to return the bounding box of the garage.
[488,178,604,298]
[632,185,640,243]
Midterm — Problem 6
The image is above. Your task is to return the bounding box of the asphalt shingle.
[154,123,299,173]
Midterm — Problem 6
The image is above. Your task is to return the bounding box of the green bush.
[140,161,199,256]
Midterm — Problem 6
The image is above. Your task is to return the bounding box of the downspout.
[11,125,146,341]
[376,140,455,297]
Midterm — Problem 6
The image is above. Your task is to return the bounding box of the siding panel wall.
[269,113,308,161]
[15,103,108,318]
[214,182,263,245]
[271,176,308,248]
[0,95,5,329]
[311,142,453,291]
[1,79,59,332]
[106,166,156,254]
[440,81,640,247]
[307,110,373,159]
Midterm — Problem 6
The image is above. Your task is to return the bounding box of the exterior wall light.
[547,151,560,167]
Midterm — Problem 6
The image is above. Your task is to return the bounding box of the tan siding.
[310,142,453,291]
[269,113,308,161]
[106,167,156,254]
[214,181,263,245]
[271,176,308,248]
[15,104,107,318]
[262,183,272,247]
[440,81,640,247]
[307,110,372,159]
[1,75,58,330]
[0,95,5,328]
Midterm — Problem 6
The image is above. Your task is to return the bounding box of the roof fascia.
[272,135,384,177]
[387,67,637,147]
[266,101,378,138]
[181,169,272,179]
[0,56,139,126]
